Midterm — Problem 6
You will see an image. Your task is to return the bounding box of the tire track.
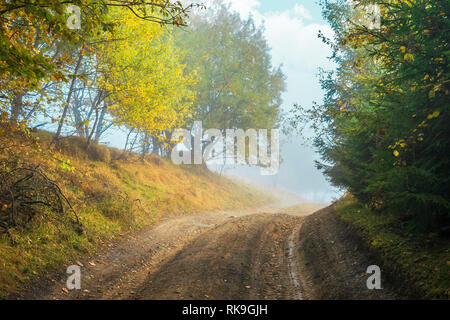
[288,224,303,300]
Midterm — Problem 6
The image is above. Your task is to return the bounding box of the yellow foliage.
[404,53,414,61]
[96,9,197,138]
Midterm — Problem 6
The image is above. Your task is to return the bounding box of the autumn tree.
[0,0,196,85]
[295,0,449,231]
[0,0,198,144]
[174,2,286,162]
[96,8,197,158]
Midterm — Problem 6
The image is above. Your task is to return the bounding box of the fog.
[213,0,342,203]
[222,142,340,204]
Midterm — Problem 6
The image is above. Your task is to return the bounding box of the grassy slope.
[0,133,270,297]
[334,195,449,299]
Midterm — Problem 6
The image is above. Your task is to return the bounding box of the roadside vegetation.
[335,195,449,299]
[0,1,282,297]
[294,0,449,299]
[0,130,269,297]
[296,0,449,231]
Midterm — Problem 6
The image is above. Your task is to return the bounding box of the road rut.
[14,204,400,300]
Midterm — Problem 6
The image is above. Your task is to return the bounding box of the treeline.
[0,1,285,160]
[297,0,449,231]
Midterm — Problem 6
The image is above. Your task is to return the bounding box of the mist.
[208,0,342,203]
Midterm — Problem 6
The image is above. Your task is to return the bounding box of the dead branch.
[0,161,82,235]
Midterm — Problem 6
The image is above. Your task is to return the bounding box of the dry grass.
[0,131,269,297]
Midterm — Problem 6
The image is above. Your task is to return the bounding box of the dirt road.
[15,204,400,300]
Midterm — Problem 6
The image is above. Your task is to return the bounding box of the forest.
[0,0,448,301]
[0,1,284,159]
[292,0,449,298]
[295,0,449,233]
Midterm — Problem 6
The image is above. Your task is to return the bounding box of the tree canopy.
[295,0,449,231]
[175,3,286,133]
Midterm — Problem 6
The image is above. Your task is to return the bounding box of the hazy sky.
[218,0,341,203]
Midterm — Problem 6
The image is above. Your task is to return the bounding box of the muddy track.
[13,204,400,300]
[296,206,401,299]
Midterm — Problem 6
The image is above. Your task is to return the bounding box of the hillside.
[0,131,270,297]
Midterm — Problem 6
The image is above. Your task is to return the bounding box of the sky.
[216,0,341,203]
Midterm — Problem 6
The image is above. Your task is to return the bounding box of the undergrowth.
[0,131,270,297]
[335,195,450,299]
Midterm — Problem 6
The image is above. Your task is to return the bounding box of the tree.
[96,8,197,157]
[0,0,196,86]
[174,2,286,162]
[295,0,449,231]
[0,0,199,139]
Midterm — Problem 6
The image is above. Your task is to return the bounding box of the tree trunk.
[152,135,161,156]
[86,92,105,147]
[52,45,84,146]
[94,105,107,142]
[118,127,135,160]
[10,92,24,122]
[86,105,100,147]
[141,132,149,161]
[72,94,87,137]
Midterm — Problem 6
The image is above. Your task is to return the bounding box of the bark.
[86,92,105,147]
[10,92,24,122]
[141,132,149,161]
[51,46,84,146]
[118,128,135,160]
[94,104,108,142]
[152,135,161,156]
[72,90,87,137]
[86,106,99,147]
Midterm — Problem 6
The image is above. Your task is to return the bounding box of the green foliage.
[297,0,450,231]
[174,3,286,132]
[336,196,450,299]
[0,0,195,86]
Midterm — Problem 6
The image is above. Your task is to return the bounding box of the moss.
[335,195,450,299]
